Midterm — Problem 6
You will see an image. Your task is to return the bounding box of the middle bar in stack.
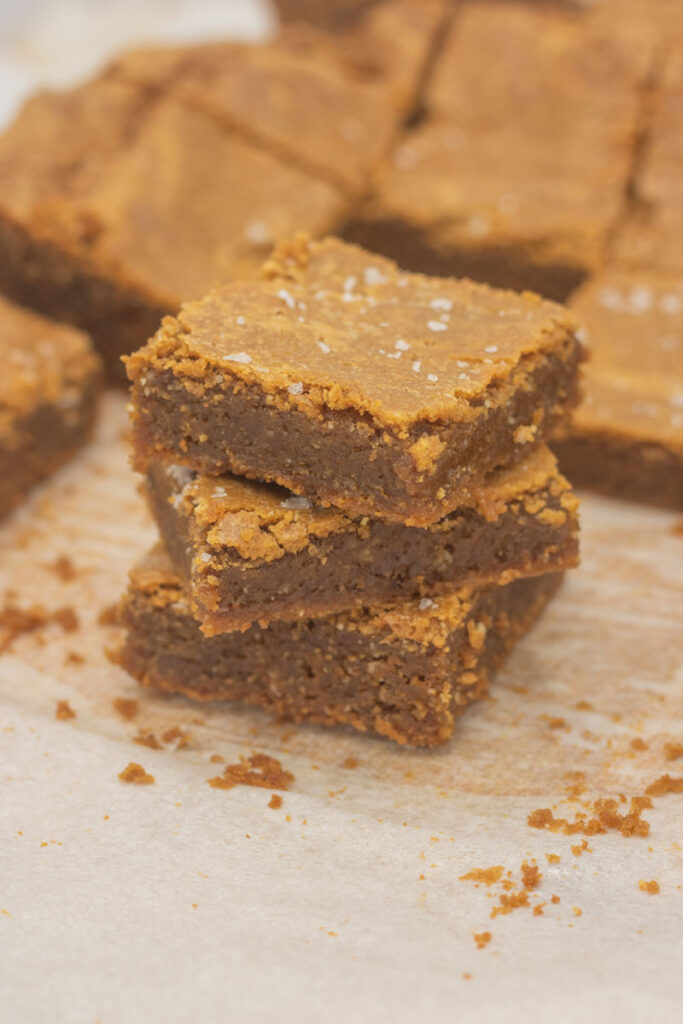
[121,236,582,746]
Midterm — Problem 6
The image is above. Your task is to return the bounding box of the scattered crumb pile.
[208,753,294,792]
[527,796,652,837]
[0,602,79,653]
[134,726,191,750]
[460,861,554,924]
[118,762,155,785]
[55,700,76,721]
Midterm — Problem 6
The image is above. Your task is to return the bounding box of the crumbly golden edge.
[114,567,562,747]
[145,462,578,632]
[149,446,574,564]
[127,334,581,525]
[126,543,486,649]
[150,462,578,575]
[128,315,579,430]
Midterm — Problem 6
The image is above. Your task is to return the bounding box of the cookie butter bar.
[553,272,683,508]
[116,546,563,747]
[127,237,582,526]
[0,75,344,380]
[344,3,654,300]
[146,446,578,633]
[0,296,101,519]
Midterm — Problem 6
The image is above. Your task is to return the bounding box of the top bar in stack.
[127,236,582,526]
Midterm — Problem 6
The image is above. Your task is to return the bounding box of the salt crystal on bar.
[485,345,498,353]
[281,496,312,510]
[225,352,251,364]
[427,374,438,382]
[343,275,357,292]
[430,298,452,312]
[428,321,447,332]
[288,382,303,395]
[317,341,331,354]
[277,289,296,309]
[363,266,387,286]
[419,597,435,610]
[235,316,246,326]
[395,339,410,351]
[412,360,421,372]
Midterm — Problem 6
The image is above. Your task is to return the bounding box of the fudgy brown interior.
[131,341,582,526]
[116,564,562,747]
[147,461,578,633]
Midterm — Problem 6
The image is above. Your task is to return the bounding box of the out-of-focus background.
[0,0,274,128]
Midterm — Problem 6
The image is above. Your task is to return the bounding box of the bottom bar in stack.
[115,545,562,748]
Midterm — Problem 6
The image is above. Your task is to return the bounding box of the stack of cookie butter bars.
[118,237,582,747]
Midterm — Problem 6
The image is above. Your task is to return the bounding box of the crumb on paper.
[545,716,568,730]
[268,794,283,810]
[341,756,359,769]
[490,889,529,919]
[209,754,225,764]
[630,737,648,751]
[638,879,660,894]
[208,753,294,792]
[134,732,162,750]
[118,762,155,785]
[98,603,119,627]
[664,742,683,761]
[0,603,80,653]
[520,862,542,889]
[55,700,76,721]
[65,651,84,666]
[473,931,491,949]
[162,726,191,748]
[459,866,504,886]
[645,774,683,796]
[113,697,139,720]
[49,555,77,582]
[546,853,561,864]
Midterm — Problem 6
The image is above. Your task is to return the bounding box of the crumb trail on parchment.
[528,794,652,837]
[0,603,79,653]
[208,754,294,792]
[55,700,76,721]
[118,762,155,785]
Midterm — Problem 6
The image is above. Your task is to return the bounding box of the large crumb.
[638,879,660,894]
[118,761,155,785]
[113,697,139,720]
[55,700,76,721]
[208,753,294,792]
[645,774,683,796]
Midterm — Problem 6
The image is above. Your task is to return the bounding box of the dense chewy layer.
[553,271,683,508]
[0,296,102,519]
[127,236,582,525]
[146,445,579,633]
[116,546,563,747]
[344,3,654,300]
